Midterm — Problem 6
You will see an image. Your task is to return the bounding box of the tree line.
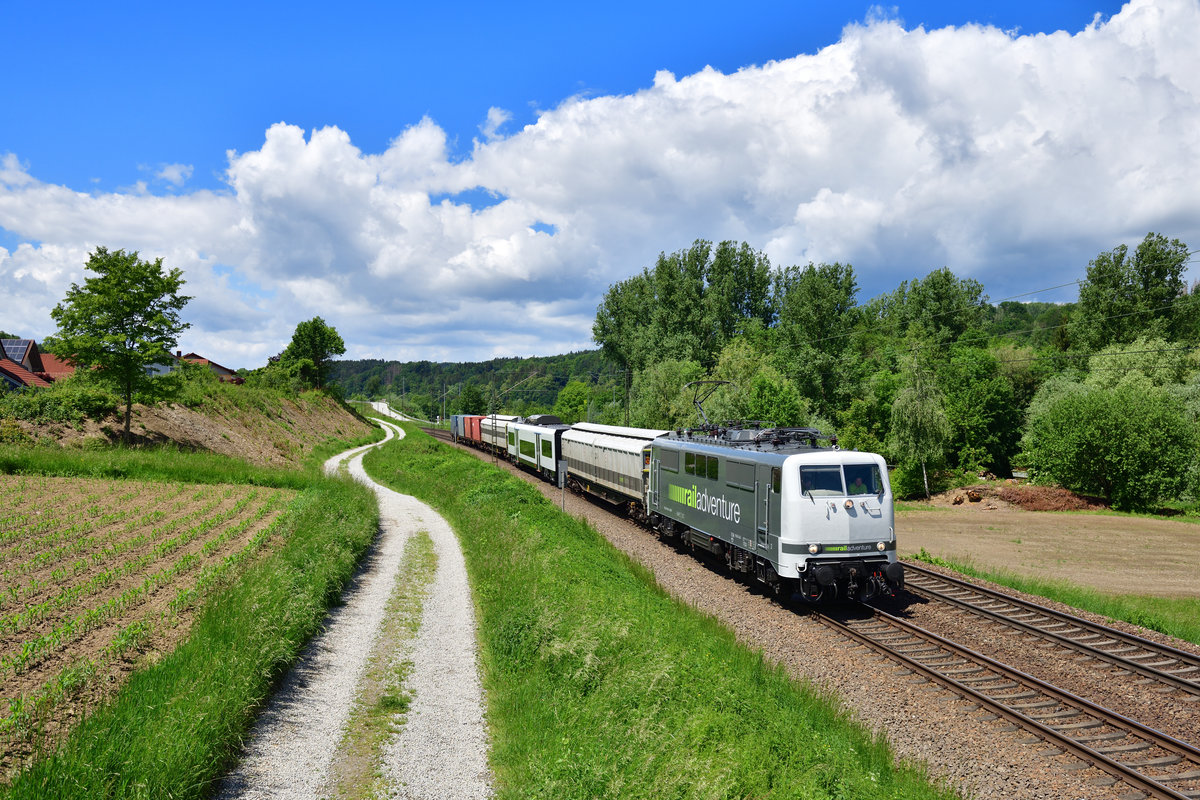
[589,233,1199,510]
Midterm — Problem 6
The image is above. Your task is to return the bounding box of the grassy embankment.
[910,548,1200,647]
[0,419,385,798]
[363,425,955,800]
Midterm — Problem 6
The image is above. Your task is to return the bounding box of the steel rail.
[815,605,1200,800]
[901,562,1200,697]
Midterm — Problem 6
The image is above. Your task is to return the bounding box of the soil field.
[0,474,296,778]
[897,492,1200,597]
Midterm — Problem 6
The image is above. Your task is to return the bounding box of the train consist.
[449,413,903,601]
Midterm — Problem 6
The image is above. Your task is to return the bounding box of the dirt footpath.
[898,506,1200,597]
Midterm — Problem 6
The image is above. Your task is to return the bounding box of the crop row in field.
[0,474,296,771]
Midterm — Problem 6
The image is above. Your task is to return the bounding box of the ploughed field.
[0,474,294,775]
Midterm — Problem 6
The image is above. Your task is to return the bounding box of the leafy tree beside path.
[45,247,190,443]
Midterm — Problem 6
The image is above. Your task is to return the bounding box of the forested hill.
[329,349,613,419]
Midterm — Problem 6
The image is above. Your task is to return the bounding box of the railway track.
[899,562,1200,699]
[815,604,1200,800]
[422,426,1200,797]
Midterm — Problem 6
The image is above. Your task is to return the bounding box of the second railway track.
[816,604,1200,800]
[423,423,1200,798]
[899,562,1200,699]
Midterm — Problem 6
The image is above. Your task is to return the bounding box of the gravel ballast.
[445,435,1163,800]
[219,416,493,799]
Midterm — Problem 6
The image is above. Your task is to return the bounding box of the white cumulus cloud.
[2,0,1199,369]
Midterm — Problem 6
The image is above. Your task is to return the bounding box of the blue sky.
[3,0,1195,368]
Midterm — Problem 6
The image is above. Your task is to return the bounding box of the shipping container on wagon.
[465,415,485,444]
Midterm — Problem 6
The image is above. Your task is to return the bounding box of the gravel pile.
[219,419,493,799]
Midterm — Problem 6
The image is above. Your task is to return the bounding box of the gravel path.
[218,413,493,799]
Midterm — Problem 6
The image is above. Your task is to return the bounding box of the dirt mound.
[993,484,1107,511]
[7,393,373,467]
[928,482,1107,512]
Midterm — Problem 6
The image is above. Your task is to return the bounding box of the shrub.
[0,376,119,425]
[1021,383,1197,511]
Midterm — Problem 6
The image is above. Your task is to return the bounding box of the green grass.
[0,441,311,489]
[363,426,953,800]
[909,549,1200,646]
[0,420,384,491]
[1,436,381,797]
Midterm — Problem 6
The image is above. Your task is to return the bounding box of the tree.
[628,359,705,429]
[45,247,190,443]
[552,380,590,423]
[1021,383,1196,511]
[280,317,346,390]
[458,383,485,415]
[1075,232,1192,351]
[888,364,951,499]
[772,261,860,418]
[939,345,1022,475]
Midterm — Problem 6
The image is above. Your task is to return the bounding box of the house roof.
[181,353,236,376]
[0,357,52,389]
[1,339,42,371]
[38,353,75,379]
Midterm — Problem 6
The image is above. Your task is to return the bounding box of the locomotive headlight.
[876,541,886,552]
[808,543,820,555]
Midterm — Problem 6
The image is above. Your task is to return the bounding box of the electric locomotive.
[645,423,903,600]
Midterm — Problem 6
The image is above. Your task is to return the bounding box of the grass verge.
[363,426,953,800]
[0,443,380,798]
[909,549,1200,646]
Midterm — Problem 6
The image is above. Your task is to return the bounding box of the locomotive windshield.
[799,463,885,497]
[799,466,843,497]
[845,463,884,495]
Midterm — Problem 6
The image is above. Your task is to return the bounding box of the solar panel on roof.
[1,340,32,362]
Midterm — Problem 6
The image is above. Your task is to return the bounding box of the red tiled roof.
[0,357,52,388]
[181,353,236,375]
[39,353,75,380]
[180,353,244,384]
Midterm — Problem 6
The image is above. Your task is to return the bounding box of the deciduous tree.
[45,247,190,443]
[1075,232,1192,351]
[280,317,346,390]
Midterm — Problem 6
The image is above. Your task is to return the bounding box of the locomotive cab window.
[541,440,552,459]
[844,463,884,495]
[660,450,679,472]
[799,465,843,497]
